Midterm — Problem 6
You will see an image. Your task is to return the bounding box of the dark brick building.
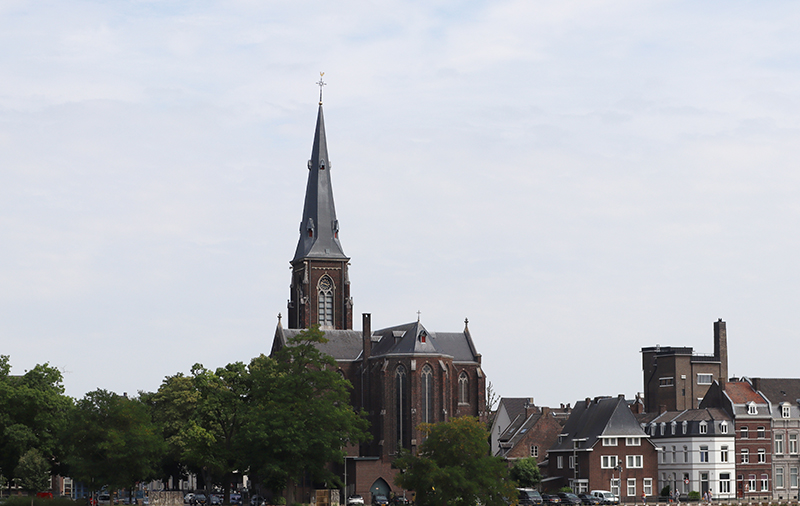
[641,319,729,412]
[271,101,486,502]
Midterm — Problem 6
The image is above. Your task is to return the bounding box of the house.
[491,398,569,464]
[744,378,800,501]
[701,379,772,501]
[636,409,735,500]
[641,319,729,413]
[547,395,658,498]
[270,99,487,502]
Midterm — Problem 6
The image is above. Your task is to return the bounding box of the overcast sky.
[3,0,800,407]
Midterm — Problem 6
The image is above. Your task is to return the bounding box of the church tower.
[287,99,353,330]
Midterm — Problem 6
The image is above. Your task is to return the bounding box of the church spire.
[292,102,348,262]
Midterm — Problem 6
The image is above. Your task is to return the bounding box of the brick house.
[701,379,772,501]
[270,101,487,503]
[636,409,735,500]
[491,398,569,464]
[547,395,658,500]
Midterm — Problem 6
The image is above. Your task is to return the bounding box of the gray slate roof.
[551,395,648,452]
[293,104,348,262]
[752,378,800,405]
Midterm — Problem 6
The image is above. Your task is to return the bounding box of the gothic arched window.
[421,364,433,424]
[458,372,469,405]
[396,365,409,448]
[317,275,334,328]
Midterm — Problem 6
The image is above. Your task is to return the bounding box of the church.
[270,96,488,501]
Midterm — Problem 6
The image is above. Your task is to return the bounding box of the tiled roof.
[724,381,766,405]
[752,378,800,405]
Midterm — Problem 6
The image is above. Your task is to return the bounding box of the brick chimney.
[714,319,728,383]
[524,398,538,418]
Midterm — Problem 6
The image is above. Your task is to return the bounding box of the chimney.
[659,405,667,414]
[585,397,591,408]
[714,319,729,382]
[362,313,372,362]
[524,398,537,418]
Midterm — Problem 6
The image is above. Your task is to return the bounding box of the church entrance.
[370,478,391,502]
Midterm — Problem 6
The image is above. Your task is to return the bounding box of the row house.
[548,395,658,499]
[701,380,773,501]
[636,409,736,500]
[748,378,800,501]
[491,398,570,463]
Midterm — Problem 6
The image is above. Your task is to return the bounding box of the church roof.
[292,104,348,262]
[272,324,363,361]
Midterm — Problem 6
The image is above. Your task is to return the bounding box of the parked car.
[517,489,543,505]
[372,496,389,506]
[541,494,561,505]
[249,496,265,506]
[194,494,208,505]
[577,494,602,505]
[184,495,195,505]
[390,496,409,506]
[557,493,581,505]
[347,496,365,506]
[590,491,618,505]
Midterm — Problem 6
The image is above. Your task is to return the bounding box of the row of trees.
[0,327,370,501]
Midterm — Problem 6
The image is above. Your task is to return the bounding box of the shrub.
[558,487,573,493]
[274,498,286,506]
[660,486,671,497]
[688,491,700,500]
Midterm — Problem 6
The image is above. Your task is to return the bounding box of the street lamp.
[613,465,623,503]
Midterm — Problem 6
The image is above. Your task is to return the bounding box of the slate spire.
[293,104,348,261]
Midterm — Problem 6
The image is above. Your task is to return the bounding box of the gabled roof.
[272,323,363,361]
[551,395,647,452]
[723,381,768,405]
[497,398,531,425]
[498,410,543,454]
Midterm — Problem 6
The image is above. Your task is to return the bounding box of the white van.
[590,491,619,505]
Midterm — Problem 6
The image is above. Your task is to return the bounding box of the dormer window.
[671,421,677,435]
[782,404,791,418]
[721,421,728,434]
[699,421,708,434]
[682,420,688,434]
[747,402,757,415]
[419,330,427,343]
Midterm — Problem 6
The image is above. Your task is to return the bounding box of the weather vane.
[317,72,326,105]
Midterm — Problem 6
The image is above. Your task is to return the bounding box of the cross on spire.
[417,310,421,322]
[317,72,326,105]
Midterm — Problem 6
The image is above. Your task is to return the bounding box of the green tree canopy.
[240,326,370,495]
[510,457,542,489]
[15,448,50,493]
[394,416,516,506]
[64,389,165,492]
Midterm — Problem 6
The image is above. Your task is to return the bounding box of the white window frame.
[643,478,652,496]
[719,473,731,494]
[626,455,643,468]
[601,455,619,469]
[557,455,563,469]
[697,373,713,385]
[742,449,750,463]
[748,403,757,415]
[776,433,785,455]
[791,467,798,488]
[790,434,798,454]
[761,474,769,491]
[758,448,766,463]
[531,445,538,458]
[626,437,641,446]
[699,421,708,434]
[720,421,728,434]
[758,426,766,439]
[741,426,749,439]
[627,478,636,497]
[603,437,618,446]
[700,445,709,463]
[721,445,729,462]
[776,467,785,489]
[783,404,791,418]
[659,377,674,387]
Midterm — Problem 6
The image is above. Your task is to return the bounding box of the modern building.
[270,99,487,502]
[641,319,729,413]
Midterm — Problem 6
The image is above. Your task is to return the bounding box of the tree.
[241,326,370,498]
[0,356,71,493]
[64,389,165,492]
[510,457,542,489]
[394,416,516,506]
[15,448,50,493]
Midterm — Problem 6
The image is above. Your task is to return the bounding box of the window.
[684,445,689,463]
[758,426,766,439]
[742,427,749,439]
[682,420,687,434]
[721,445,729,462]
[569,456,575,469]
[791,467,798,488]
[659,377,674,387]
[761,474,769,491]
[601,455,619,469]
[643,478,652,496]
[458,372,469,404]
[720,421,728,434]
[395,365,408,448]
[748,403,758,415]
[699,421,708,434]
[627,478,636,497]
[531,445,539,458]
[791,434,798,454]
[700,445,709,463]
[626,437,641,446]
[603,437,618,446]
[720,473,731,494]
[749,475,757,492]
[758,449,766,463]
[697,373,713,385]
[776,433,785,455]
[776,467,785,489]
[660,422,666,435]
[557,456,563,469]
[783,404,791,418]
[672,446,677,462]
[741,449,750,463]
[421,365,433,423]
[671,421,676,435]
[610,479,620,498]
[317,275,334,328]
[626,455,643,468]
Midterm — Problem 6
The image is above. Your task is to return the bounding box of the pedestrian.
[708,491,712,503]
[641,492,646,504]
[673,490,680,504]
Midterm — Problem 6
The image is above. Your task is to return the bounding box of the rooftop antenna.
[317,72,326,105]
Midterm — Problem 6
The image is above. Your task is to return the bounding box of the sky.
[3,0,800,407]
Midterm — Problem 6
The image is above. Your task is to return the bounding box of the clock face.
[319,276,332,291]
